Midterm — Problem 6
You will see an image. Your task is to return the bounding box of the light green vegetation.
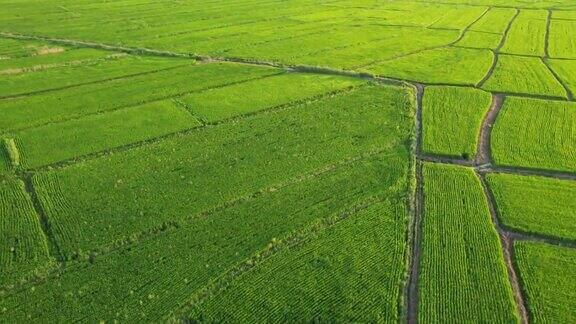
[456,31,502,49]
[492,97,576,172]
[553,10,576,20]
[482,55,566,97]
[515,242,576,322]
[184,180,409,322]
[0,176,53,288]
[363,47,493,85]
[32,85,413,258]
[1,55,191,98]
[487,173,576,241]
[422,86,492,158]
[3,138,20,168]
[548,20,576,59]
[0,38,56,59]
[180,73,363,122]
[547,59,576,94]
[0,63,280,132]
[13,101,200,168]
[500,10,547,56]
[0,47,114,73]
[0,148,411,322]
[429,6,488,29]
[419,163,518,323]
[470,7,517,34]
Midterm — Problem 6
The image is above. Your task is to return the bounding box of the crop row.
[419,163,518,323]
[31,85,413,259]
[0,149,411,322]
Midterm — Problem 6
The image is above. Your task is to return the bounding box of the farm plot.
[469,7,517,34]
[514,242,576,322]
[455,31,502,50]
[429,6,488,30]
[0,38,57,59]
[482,54,567,98]
[500,10,547,56]
[548,20,576,59]
[421,86,492,159]
[0,62,280,133]
[12,100,200,169]
[185,198,408,323]
[1,55,192,98]
[0,47,114,73]
[420,163,518,323]
[0,150,411,322]
[31,85,413,258]
[363,47,493,85]
[547,59,576,95]
[491,97,576,172]
[487,173,576,241]
[179,73,363,122]
[0,176,53,288]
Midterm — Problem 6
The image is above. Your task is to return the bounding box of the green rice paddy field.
[0,0,575,322]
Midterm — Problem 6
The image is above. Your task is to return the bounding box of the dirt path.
[475,94,504,165]
[477,172,529,324]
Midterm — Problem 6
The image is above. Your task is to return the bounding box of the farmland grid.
[1,1,576,322]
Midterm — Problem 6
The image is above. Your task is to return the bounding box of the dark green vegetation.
[420,163,518,323]
[488,173,576,241]
[515,242,576,322]
[421,86,491,159]
[492,97,576,172]
[1,0,576,322]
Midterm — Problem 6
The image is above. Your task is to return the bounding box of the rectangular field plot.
[500,10,547,56]
[514,242,576,322]
[548,20,576,59]
[470,7,517,34]
[0,62,280,133]
[185,197,409,322]
[13,100,200,169]
[547,59,576,95]
[456,31,502,50]
[31,85,413,258]
[429,6,488,30]
[420,163,518,323]
[0,55,191,98]
[363,47,493,85]
[179,73,363,122]
[482,55,567,98]
[0,47,115,74]
[0,176,53,288]
[0,150,411,322]
[422,86,492,159]
[491,97,576,172]
[487,173,576,241]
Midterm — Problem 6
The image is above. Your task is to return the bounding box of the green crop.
[421,86,492,159]
[470,8,517,34]
[487,173,576,241]
[547,59,576,94]
[482,54,567,97]
[492,97,576,172]
[548,20,576,59]
[456,31,502,50]
[514,241,576,322]
[420,163,518,323]
[500,10,547,56]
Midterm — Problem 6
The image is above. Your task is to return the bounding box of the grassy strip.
[482,54,566,97]
[0,62,280,133]
[419,163,518,323]
[487,173,576,241]
[0,47,114,73]
[31,85,413,258]
[180,72,363,122]
[0,150,410,322]
[0,176,54,289]
[514,241,576,322]
[421,86,491,159]
[491,97,576,172]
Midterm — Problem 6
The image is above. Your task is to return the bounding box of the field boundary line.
[541,58,574,101]
[406,83,424,324]
[167,194,389,323]
[26,84,365,172]
[475,94,504,165]
[544,10,552,59]
[0,53,127,75]
[476,172,529,324]
[19,173,64,263]
[0,72,284,136]
[507,230,576,250]
[171,98,208,126]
